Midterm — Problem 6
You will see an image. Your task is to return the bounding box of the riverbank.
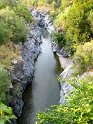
[9,23,42,120]
[17,27,60,124]
[52,44,74,103]
[35,10,74,104]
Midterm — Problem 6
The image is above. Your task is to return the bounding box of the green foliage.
[88,10,93,33]
[65,3,91,44]
[0,66,11,102]
[0,0,5,10]
[52,32,66,47]
[51,0,93,54]
[74,40,93,74]
[0,20,10,44]
[0,101,16,124]
[0,7,28,44]
[47,0,54,4]
[36,76,93,124]
[61,0,72,10]
[9,16,28,43]
[50,9,57,21]
[14,2,33,23]
[0,0,17,9]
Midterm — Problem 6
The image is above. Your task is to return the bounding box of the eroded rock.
[9,24,42,117]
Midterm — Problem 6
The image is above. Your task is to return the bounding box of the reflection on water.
[17,28,60,124]
[54,54,64,75]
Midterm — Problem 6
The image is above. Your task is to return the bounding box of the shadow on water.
[17,28,61,124]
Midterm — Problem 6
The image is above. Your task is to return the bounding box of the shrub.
[0,0,5,10]
[65,4,91,43]
[0,42,21,68]
[88,10,93,33]
[0,101,15,124]
[9,16,28,43]
[74,40,93,74]
[0,7,28,44]
[36,76,93,124]
[0,66,11,102]
[0,0,17,10]
[61,0,72,10]
[14,2,33,22]
[53,1,93,54]
[50,9,57,22]
[52,32,66,47]
[0,20,10,44]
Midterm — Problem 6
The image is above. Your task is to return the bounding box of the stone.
[60,64,74,104]
[11,59,18,65]
[10,24,42,118]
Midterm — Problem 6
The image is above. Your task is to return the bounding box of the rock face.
[32,10,54,33]
[34,9,74,104]
[34,10,74,104]
[52,42,74,104]
[9,10,54,119]
[9,24,42,117]
[59,64,74,104]
[52,42,70,57]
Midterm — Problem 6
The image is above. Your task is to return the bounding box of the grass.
[0,41,21,69]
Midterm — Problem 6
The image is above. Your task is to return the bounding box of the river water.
[17,28,61,124]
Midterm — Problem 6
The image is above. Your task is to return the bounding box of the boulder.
[60,64,74,104]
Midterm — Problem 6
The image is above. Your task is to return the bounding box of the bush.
[14,2,33,22]
[74,40,93,74]
[88,10,93,33]
[0,0,17,10]
[0,42,21,68]
[0,101,15,123]
[61,0,72,10]
[0,7,28,44]
[53,1,93,54]
[65,4,91,43]
[36,76,93,124]
[0,0,5,10]
[50,9,57,22]
[52,32,66,47]
[0,66,11,102]
[9,16,28,43]
[0,20,10,44]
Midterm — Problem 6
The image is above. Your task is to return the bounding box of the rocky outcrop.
[52,42,74,104]
[59,64,74,104]
[52,42,70,57]
[9,24,42,117]
[32,10,54,33]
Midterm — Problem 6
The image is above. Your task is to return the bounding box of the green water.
[17,29,61,124]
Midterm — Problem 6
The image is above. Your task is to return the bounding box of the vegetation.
[0,0,32,66]
[0,66,15,123]
[0,7,28,44]
[0,42,21,68]
[50,0,93,54]
[0,101,15,124]
[33,0,93,124]
[14,2,33,23]
[74,40,93,74]
[52,32,66,47]
[36,76,93,124]
[0,66,11,102]
[0,0,93,123]
[0,0,33,123]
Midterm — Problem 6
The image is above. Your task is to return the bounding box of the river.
[17,28,61,124]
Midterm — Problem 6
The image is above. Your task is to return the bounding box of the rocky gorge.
[9,23,42,118]
[9,10,73,123]
[34,10,74,104]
